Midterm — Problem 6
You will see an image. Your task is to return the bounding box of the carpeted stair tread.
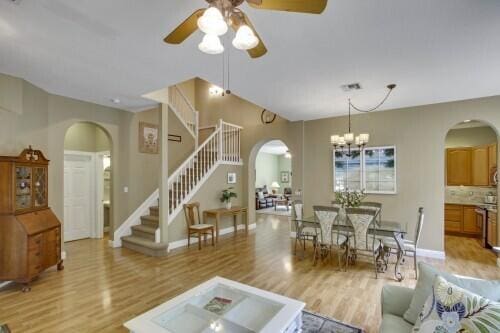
[131,224,157,235]
[121,235,167,250]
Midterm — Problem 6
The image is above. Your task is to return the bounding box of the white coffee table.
[124,276,305,333]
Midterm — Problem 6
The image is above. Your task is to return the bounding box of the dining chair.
[382,207,424,279]
[313,206,348,270]
[183,202,215,250]
[292,200,317,258]
[344,207,381,278]
[359,202,382,226]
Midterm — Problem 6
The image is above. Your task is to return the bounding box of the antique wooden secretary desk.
[0,147,63,292]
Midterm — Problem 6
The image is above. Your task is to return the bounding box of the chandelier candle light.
[331,84,396,157]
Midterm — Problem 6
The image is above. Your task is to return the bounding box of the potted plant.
[220,187,237,209]
[335,189,366,208]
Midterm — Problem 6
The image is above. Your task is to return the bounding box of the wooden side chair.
[183,202,215,250]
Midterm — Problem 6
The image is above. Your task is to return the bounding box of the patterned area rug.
[302,310,365,333]
[256,206,291,216]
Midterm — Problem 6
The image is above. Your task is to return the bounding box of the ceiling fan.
[164,0,328,58]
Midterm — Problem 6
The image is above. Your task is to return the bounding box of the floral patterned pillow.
[413,275,500,333]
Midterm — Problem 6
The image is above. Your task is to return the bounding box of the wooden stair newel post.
[159,102,170,247]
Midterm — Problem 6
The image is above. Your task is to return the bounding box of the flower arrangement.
[220,187,237,209]
[335,189,366,208]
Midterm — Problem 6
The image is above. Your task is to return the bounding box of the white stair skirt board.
[288,232,445,260]
[111,189,159,248]
[169,223,257,250]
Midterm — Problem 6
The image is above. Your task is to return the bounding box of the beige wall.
[445,126,497,148]
[168,164,243,243]
[302,96,500,253]
[0,73,172,242]
[64,122,111,152]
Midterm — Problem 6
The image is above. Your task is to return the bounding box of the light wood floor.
[1,215,499,333]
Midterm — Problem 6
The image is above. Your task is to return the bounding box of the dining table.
[294,212,408,281]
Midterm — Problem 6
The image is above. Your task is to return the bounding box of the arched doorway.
[248,139,293,228]
[63,122,112,242]
[444,120,498,255]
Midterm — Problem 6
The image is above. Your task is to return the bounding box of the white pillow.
[257,191,264,199]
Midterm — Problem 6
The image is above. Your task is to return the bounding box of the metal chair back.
[345,207,378,252]
[414,207,424,247]
[313,205,341,246]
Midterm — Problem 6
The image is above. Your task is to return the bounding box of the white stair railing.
[167,120,243,221]
[220,120,243,164]
[168,85,199,141]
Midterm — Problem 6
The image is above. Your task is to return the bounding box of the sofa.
[380,262,500,332]
[255,186,275,210]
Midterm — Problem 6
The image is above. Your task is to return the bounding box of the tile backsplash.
[445,186,497,205]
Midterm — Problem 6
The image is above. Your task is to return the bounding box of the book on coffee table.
[203,297,232,315]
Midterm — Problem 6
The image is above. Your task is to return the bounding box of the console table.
[203,206,248,242]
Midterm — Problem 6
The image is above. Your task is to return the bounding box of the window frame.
[332,145,397,195]
[333,148,362,192]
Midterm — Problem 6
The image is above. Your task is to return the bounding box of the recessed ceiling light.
[463,119,471,123]
[111,98,120,104]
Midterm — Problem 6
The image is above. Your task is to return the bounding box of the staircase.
[119,88,242,256]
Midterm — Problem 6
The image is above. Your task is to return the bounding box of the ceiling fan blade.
[164,8,205,44]
[247,0,327,14]
[231,12,267,59]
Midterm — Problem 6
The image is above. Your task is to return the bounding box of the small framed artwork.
[227,172,236,184]
[139,122,159,154]
[281,171,290,183]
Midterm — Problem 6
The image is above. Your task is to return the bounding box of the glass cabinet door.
[15,166,32,210]
[33,167,48,207]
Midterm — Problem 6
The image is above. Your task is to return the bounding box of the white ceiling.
[259,140,288,155]
[1,0,500,120]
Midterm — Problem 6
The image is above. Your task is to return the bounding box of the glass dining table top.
[294,216,407,234]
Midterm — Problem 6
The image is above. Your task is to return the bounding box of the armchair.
[255,185,274,210]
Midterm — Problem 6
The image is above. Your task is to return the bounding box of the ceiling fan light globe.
[197,7,228,36]
[198,34,224,54]
[232,25,259,50]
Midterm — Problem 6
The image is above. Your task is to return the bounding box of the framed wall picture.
[227,172,236,184]
[281,171,290,183]
[139,122,159,154]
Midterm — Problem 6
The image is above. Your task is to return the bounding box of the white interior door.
[64,153,94,242]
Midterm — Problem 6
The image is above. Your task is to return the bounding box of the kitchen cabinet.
[444,204,482,236]
[446,144,496,186]
[446,148,471,185]
[487,211,497,247]
[471,146,489,186]
[463,206,479,233]
[488,143,497,186]
[445,204,462,232]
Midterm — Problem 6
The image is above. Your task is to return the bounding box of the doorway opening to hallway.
[63,122,112,242]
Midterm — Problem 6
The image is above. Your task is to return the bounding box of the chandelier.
[197,7,259,55]
[331,84,396,157]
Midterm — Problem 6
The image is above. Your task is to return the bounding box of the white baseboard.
[109,239,120,248]
[416,248,445,260]
[169,223,256,251]
[61,251,67,260]
[0,281,12,289]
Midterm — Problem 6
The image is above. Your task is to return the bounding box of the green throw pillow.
[413,275,500,333]
[404,262,500,324]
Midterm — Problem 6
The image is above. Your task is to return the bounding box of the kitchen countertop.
[446,202,497,213]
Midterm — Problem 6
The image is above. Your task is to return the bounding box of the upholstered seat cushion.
[189,224,213,230]
[380,314,413,333]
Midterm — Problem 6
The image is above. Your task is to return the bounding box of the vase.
[225,201,232,210]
